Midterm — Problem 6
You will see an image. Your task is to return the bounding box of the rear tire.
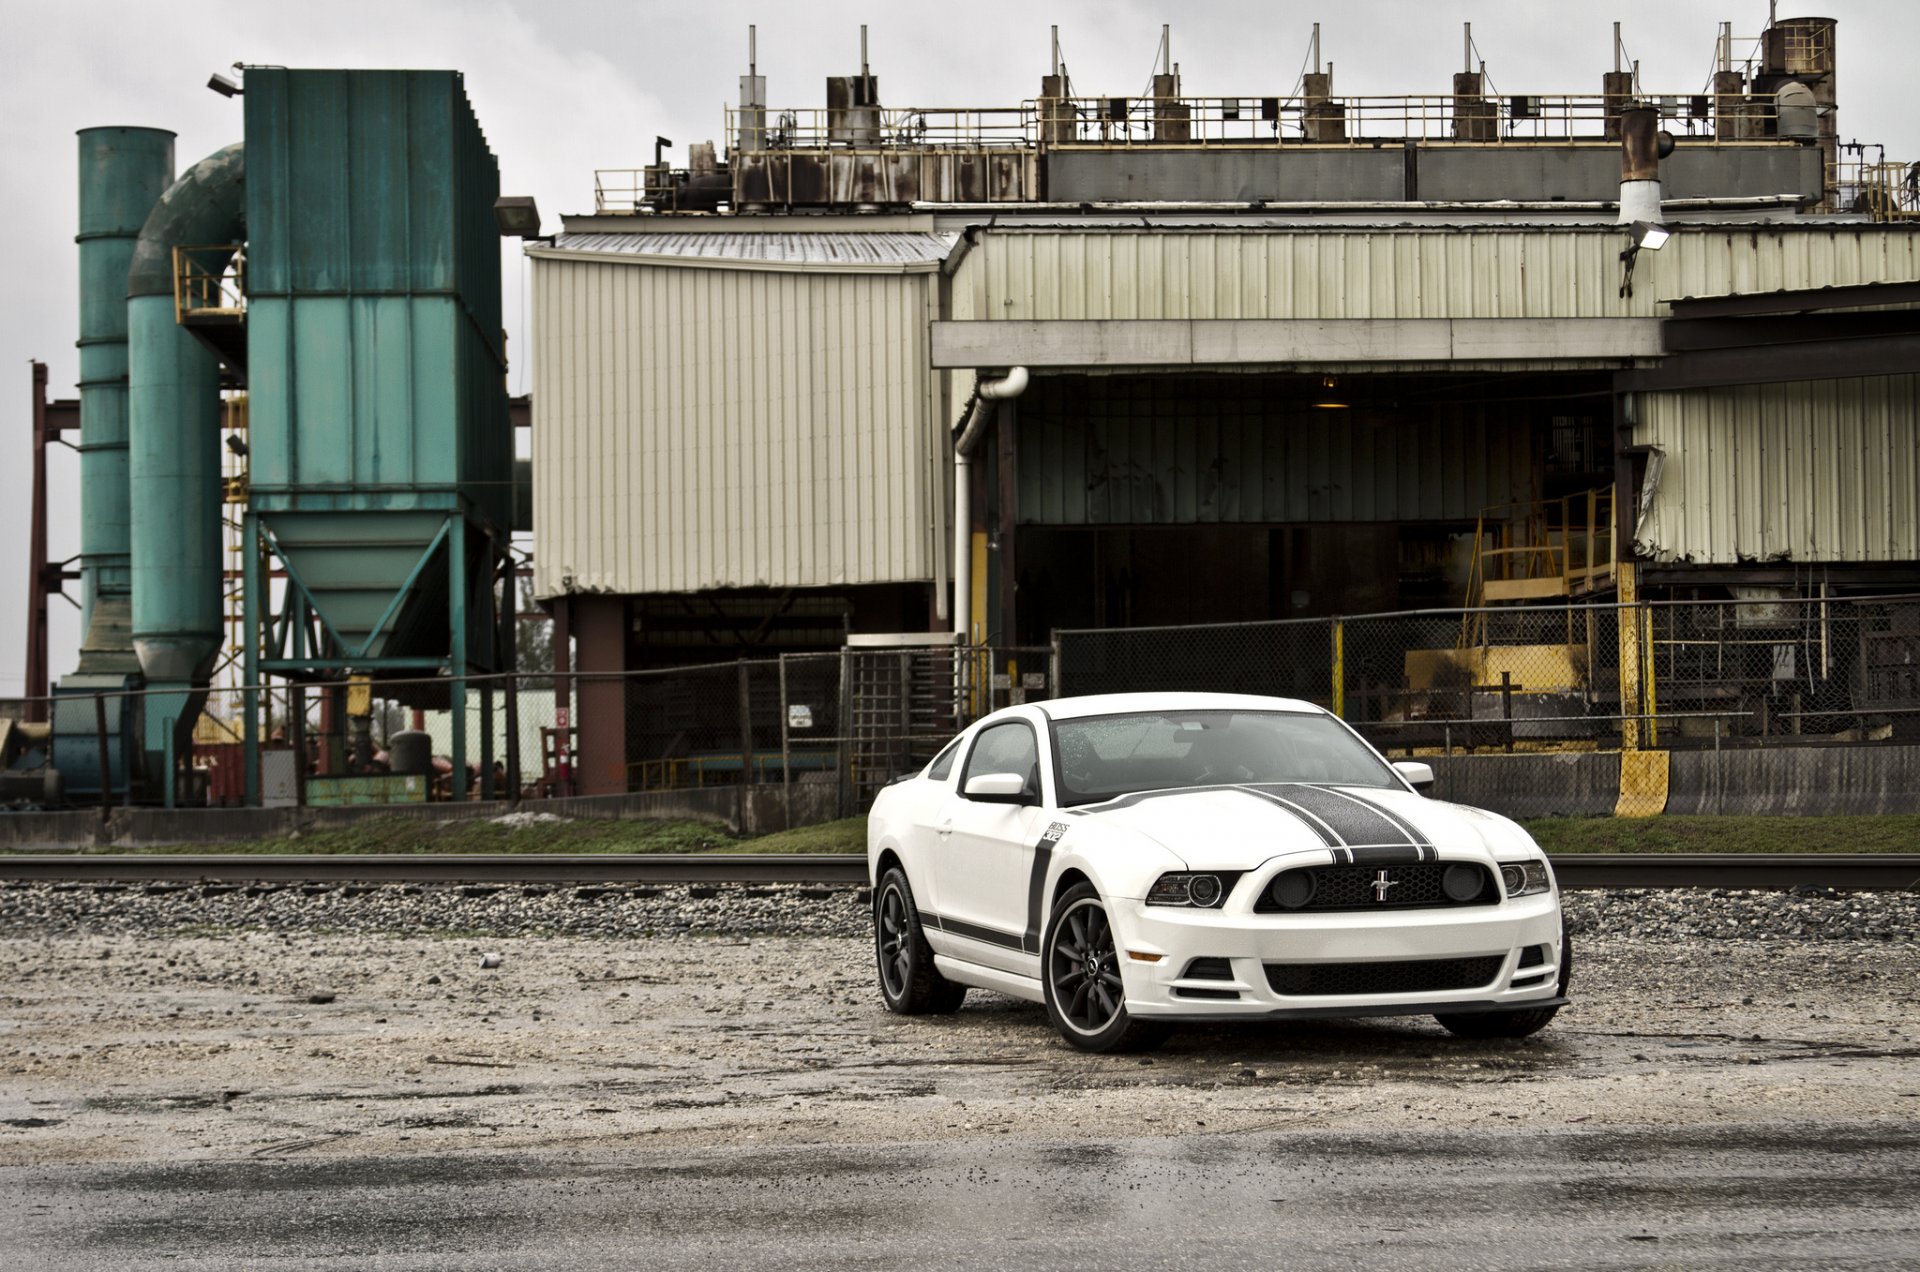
[874,866,966,1015]
[1436,924,1571,1039]
[1042,883,1169,1054]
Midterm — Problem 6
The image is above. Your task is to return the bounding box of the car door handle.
[937,818,954,838]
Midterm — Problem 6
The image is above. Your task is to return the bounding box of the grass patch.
[100,809,1916,857]
[128,816,740,856]
[711,817,867,855]
[1519,814,1920,854]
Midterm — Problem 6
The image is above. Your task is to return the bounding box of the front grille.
[1254,862,1496,913]
[1264,955,1505,997]
[1184,957,1234,981]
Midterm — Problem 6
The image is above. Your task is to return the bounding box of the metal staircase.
[1460,487,1616,640]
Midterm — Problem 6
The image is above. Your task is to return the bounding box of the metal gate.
[839,642,1056,810]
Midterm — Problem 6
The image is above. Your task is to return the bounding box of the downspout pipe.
[127,142,245,797]
[952,366,1028,643]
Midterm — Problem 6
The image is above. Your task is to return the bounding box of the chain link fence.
[0,644,1059,816]
[1059,594,1920,756]
[11,597,1918,818]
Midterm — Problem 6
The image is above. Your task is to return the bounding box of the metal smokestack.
[1617,103,1664,226]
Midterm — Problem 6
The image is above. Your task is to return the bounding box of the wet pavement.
[1,927,1918,1267]
[4,1122,1917,1270]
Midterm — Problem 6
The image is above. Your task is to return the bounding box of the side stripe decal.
[920,909,1026,952]
[1024,820,1072,954]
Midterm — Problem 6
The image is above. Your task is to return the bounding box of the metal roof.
[540,231,956,272]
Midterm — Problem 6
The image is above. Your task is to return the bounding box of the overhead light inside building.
[1313,376,1349,409]
[493,195,543,239]
[207,73,243,98]
[1628,220,1670,251]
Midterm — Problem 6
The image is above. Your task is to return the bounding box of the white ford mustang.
[867,692,1568,1053]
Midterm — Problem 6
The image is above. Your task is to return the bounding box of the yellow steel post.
[1616,562,1640,752]
[1642,602,1659,749]
[1331,619,1345,718]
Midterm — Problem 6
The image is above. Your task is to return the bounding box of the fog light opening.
[1271,871,1316,910]
[1442,863,1483,902]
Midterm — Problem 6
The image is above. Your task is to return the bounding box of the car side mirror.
[1392,761,1435,794]
[963,772,1031,804]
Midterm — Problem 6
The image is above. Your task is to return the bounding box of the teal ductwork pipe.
[127,143,244,796]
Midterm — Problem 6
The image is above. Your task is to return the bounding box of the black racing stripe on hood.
[1344,844,1427,866]
[1230,786,1341,849]
[1242,783,1420,850]
[1310,784,1432,856]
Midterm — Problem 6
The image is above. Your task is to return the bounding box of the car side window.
[925,738,963,782]
[962,722,1041,798]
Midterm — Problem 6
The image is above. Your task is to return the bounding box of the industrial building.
[5,12,1918,814]
[526,14,1919,793]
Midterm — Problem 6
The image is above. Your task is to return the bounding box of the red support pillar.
[24,363,79,722]
[552,596,573,796]
[573,594,629,796]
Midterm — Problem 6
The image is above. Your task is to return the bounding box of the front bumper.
[1113,884,1564,1022]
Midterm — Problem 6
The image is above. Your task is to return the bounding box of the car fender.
[1041,822,1186,913]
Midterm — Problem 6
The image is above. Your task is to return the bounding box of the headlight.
[1146,872,1235,908]
[1499,861,1552,898]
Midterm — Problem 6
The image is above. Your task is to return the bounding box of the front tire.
[874,866,966,1015]
[1436,924,1572,1039]
[1042,883,1169,1054]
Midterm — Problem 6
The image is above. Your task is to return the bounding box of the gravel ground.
[1,878,1917,942]
[5,880,1916,1268]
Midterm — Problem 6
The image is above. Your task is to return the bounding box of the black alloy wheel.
[873,867,965,1015]
[1042,882,1168,1053]
[1435,922,1572,1039]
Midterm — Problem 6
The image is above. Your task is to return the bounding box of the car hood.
[1064,783,1534,869]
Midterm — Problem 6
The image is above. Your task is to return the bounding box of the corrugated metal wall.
[531,257,938,597]
[1016,375,1534,524]
[1635,375,1920,564]
[952,226,1920,323]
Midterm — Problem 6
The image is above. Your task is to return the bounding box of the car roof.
[1013,691,1328,723]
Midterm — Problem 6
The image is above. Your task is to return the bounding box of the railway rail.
[0,854,1914,890]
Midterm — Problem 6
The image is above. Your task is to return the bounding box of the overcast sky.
[3,0,1914,693]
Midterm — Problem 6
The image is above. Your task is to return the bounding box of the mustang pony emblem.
[1372,869,1400,902]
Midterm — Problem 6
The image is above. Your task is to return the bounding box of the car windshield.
[1051,709,1399,805]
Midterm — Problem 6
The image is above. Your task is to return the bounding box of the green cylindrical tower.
[128,143,244,789]
[75,126,174,639]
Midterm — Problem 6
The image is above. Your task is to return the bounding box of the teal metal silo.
[51,127,175,801]
[239,70,512,803]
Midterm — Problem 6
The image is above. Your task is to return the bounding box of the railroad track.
[0,854,1915,890]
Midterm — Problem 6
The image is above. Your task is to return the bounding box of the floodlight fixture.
[207,73,243,98]
[1629,220,1671,250]
[493,196,543,239]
